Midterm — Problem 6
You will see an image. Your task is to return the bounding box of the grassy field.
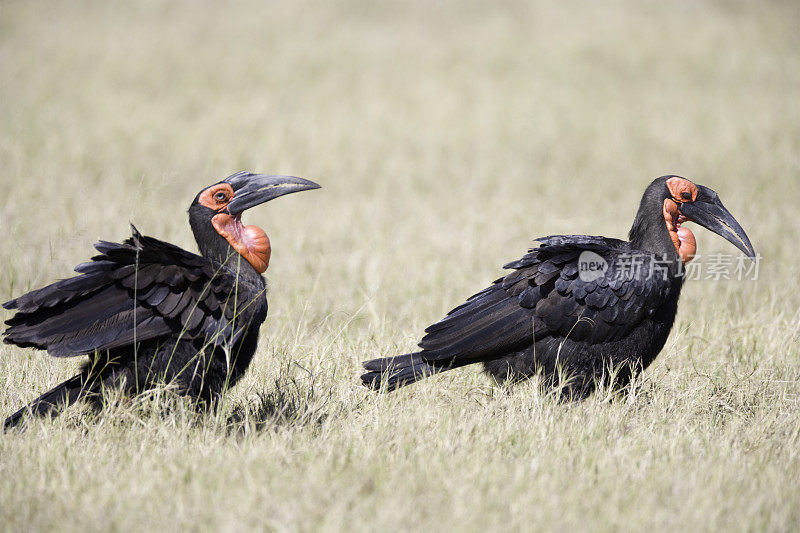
[1,0,799,531]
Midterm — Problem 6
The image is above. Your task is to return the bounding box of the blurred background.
[1,1,799,530]
[2,0,798,355]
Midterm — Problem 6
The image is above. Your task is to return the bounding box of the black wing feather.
[411,235,675,365]
[3,226,258,358]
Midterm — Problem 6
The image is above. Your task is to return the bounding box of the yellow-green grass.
[1,0,799,530]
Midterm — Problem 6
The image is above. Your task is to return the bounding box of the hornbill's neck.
[628,178,683,274]
[189,214,263,282]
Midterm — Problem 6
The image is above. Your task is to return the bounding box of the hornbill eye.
[214,191,228,202]
[681,192,692,201]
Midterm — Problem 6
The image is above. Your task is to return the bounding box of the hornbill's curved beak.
[224,172,321,215]
[679,185,755,259]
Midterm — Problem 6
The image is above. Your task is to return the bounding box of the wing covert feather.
[416,235,675,363]
[3,227,263,357]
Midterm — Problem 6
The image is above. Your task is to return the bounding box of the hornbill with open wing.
[361,176,755,398]
[3,172,319,428]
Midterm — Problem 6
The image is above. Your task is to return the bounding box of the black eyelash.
[681,192,692,200]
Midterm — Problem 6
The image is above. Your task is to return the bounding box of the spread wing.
[2,227,263,357]
[416,235,675,364]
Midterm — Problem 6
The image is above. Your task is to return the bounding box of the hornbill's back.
[361,176,755,397]
[3,172,320,428]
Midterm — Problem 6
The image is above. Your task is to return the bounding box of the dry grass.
[1,0,799,531]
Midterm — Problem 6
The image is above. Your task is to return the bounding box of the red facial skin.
[663,177,700,264]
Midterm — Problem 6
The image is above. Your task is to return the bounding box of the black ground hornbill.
[362,176,755,397]
[3,172,319,428]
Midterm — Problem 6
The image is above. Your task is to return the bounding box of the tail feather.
[361,352,462,391]
[4,374,88,429]
[362,353,420,373]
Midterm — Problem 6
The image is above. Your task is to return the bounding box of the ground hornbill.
[362,176,755,398]
[3,172,319,428]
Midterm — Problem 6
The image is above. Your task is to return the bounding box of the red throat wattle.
[211,213,271,273]
[662,199,696,264]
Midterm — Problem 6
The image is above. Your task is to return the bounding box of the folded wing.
[3,227,260,357]
[415,236,673,364]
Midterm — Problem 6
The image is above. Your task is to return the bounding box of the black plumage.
[362,176,755,398]
[3,172,319,428]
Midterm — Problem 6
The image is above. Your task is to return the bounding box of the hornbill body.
[3,172,319,428]
[362,176,755,398]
